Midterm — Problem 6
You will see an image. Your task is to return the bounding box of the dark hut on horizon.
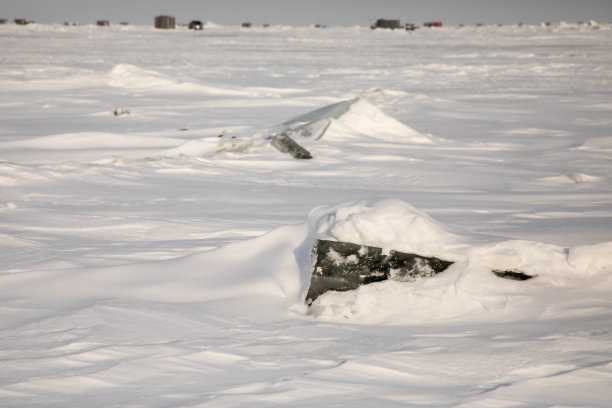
[155,15,175,29]
[371,19,402,29]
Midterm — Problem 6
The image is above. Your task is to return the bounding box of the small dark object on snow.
[189,20,203,30]
[271,133,312,159]
[306,239,453,303]
[492,269,535,281]
[114,108,130,117]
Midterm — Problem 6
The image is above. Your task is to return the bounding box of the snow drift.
[4,199,611,327]
[165,97,435,158]
[260,97,435,144]
[108,64,255,96]
[304,200,612,323]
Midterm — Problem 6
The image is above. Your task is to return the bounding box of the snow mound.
[164,98,434,159]
[574,136,612,151]
[1,220,310,322]
[269,97,435,144]
[309,199,465,259]
[5,199,611,326]
[539,173,600,184]
[108,64,254,96]
[0,201,18,211]
[304,200,612,324]
[568,242,612,275]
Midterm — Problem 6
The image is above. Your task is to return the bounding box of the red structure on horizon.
[424,21,443,28]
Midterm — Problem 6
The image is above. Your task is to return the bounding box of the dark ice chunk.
[271,133,312,159]
[306,239,453,303]
[492,269,535,281]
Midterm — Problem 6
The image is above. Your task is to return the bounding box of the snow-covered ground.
[1,22,612,407]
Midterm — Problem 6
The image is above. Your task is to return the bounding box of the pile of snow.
[306,200,612,323]
[165,97,435,159]
[304,200,612,324]
[7,199,610,326]
[264,97,435,144]
[575,136,612,151]
[539,172,600,184]
[108,64,254,96]
[107,64,305,98]
[1,218,308,323]
[325,98,435,143]
[309,199,465,259]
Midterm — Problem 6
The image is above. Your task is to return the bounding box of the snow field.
[1,22,612,407]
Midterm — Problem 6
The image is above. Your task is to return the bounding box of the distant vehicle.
[189,20,203,30]
[424,21,443,28]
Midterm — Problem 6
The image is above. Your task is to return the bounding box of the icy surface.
[1,22,612,407]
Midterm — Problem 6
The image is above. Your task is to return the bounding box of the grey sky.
[2,0,611,26]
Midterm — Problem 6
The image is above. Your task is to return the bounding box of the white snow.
[1,22,611,407]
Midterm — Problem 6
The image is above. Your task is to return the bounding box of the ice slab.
[307,239,454,303]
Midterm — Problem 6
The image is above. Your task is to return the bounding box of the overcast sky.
[2,0,611,26]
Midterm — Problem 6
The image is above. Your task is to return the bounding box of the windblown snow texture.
[1,21,611,408]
